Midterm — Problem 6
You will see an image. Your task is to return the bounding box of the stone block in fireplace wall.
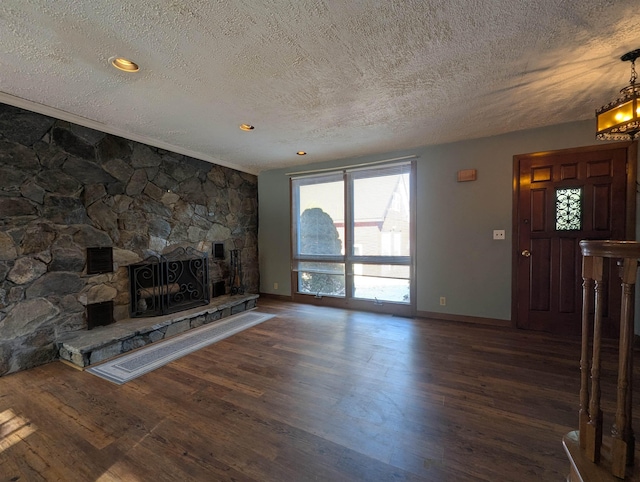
[0,103,259,376]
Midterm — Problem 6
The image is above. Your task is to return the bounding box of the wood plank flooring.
[1,299,638,481]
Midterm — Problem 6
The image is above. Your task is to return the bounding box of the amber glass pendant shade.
[596,49,640,141]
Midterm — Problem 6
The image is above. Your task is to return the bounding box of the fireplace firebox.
[128,247,210,317]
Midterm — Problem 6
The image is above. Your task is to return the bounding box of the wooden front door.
[513,142,636,336]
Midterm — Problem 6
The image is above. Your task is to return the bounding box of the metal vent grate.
[87,301,114,330]
[87,247,113,274]
[213,242,224,259]
[212,280,225,298]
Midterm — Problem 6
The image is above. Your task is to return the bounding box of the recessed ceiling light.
[110,57,140,72]
[239,124,255,131]
[297,151,307,156]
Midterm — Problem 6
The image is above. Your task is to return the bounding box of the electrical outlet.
[273,282,278,290]
[440,296,446,306]
[493,229,506,240]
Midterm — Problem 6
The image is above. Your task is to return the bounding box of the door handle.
[521,249,531,257]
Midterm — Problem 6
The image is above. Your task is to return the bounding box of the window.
[556,187,582,231]
[291,162,414,311]
[292,173,345,297]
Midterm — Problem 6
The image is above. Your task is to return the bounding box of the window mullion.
[350,256,410,265]
[344,170,354,298]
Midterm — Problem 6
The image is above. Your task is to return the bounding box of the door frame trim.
[511,141,637,328]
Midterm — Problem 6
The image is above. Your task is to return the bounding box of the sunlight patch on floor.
[0,408,36,453]
[96,462,143,482]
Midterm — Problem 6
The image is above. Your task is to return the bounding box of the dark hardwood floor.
[1,299,638,481]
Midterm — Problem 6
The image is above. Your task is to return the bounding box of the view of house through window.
[292,162,413,306]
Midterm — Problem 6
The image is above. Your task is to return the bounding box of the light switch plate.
[493,230,506,240]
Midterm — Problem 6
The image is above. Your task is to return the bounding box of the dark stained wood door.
[513,143,636,337]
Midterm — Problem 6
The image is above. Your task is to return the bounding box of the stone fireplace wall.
[0,103,258,375]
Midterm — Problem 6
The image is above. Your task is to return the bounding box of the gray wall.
[259,119,640,327]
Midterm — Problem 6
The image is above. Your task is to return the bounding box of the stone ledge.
[58,294,259,368]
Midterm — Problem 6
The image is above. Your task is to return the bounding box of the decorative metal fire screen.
[128,247,210,317]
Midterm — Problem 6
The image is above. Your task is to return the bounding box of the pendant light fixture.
[596,49,640,140]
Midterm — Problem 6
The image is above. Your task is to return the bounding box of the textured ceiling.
[1,1,639,174]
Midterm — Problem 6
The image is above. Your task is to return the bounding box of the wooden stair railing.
[564,240,639,481]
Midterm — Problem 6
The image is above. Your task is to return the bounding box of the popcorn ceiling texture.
[0,1,639,173]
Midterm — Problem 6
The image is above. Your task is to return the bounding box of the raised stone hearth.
[58,294,258,368]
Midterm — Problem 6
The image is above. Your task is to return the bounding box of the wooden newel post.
[579,255,593,450]
[586,254,604,463]
[611,258,637,478]
[573,240,640,480]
